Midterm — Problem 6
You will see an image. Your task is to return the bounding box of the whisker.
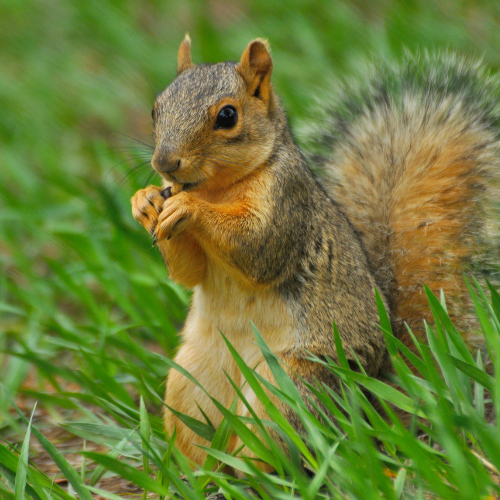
[201,154,276,183]
[200,153,279,179]
[202,154,249,169]
[116,162,153,187]
[208,155,279,180]
[107,163,153,196]
[111,130,155,150]
[143,169,159,188]
[197,154,245,173]
[103,159,146,186]
[200,154,278,180]
[129,161,153,173]
[194,163,225,191]
[199,159,242,182]
[142,74,159,101]
[126,155,153,162]
[106,158,152,178]
[108,146,153,154]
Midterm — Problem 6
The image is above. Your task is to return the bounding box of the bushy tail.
[307,53,500,344]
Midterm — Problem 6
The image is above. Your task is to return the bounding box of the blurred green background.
[1,0,500,418]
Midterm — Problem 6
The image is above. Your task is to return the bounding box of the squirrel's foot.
[155,191,199,242]
[131,186,165,237]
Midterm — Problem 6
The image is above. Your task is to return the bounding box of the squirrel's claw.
[131,186,165,238]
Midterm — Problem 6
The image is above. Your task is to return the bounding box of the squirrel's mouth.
[165,169,204,192]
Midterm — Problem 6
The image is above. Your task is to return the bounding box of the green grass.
[2,283,500,499]
[1,0,500,498]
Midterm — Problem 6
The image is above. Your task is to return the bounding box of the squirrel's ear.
[237,39,273,102]
[177,34,193,75]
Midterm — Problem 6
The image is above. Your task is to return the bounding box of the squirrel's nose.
[152,149,181,174]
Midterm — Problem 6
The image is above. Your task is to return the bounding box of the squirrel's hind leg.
[164,341,236,467]
[230,362,282,476]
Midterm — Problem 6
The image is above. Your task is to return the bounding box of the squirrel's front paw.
[155,191,199,241]
[131,186,165,236]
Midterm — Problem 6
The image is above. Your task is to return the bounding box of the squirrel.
[131,36,500,469]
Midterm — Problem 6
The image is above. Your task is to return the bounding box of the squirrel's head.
[151,35,281,191]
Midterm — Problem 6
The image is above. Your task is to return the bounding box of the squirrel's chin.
[181,180,203,192]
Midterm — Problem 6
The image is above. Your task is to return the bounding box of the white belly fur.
[179,261,295,402]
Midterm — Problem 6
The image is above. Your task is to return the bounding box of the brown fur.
[316,68,500,344]
[131,43,499,468]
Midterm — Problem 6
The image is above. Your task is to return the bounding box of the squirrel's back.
[307,53,500,344]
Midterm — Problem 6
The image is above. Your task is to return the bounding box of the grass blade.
[14,405,35,500]
[83,452,170,496]
[140,397,151,500]
[2,386,93,500]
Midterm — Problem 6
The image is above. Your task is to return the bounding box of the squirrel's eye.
[215,105,238,129]
[151,108,155,121]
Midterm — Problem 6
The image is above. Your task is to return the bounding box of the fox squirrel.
[131,36,500,468]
